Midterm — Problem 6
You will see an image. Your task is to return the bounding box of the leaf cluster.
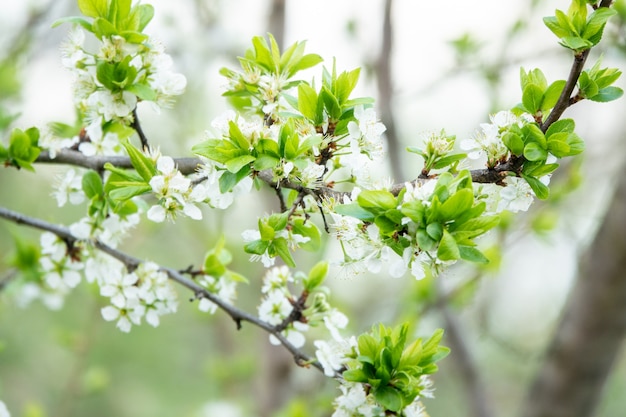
[336,171,499,265]
[297,63,374,135]
[220,34,322,116]
[243,212,320,268]
[0,127,40,171]
[53,0,154,44]
[343,323,449,413]
[192,119,321,193]
[544,0,617,52]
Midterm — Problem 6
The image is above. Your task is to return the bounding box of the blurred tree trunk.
[375,0,404,181]
[521,162,626,417]
[268,0,286,49]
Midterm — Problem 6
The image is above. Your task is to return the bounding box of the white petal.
[101,306,120,321]
[147,205,166,222]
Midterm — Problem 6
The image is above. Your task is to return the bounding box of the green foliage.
[219,33,322,116]
[516,68,566,117]
[0,127,40,171]
[407,130,466,175]
[303,261,328,291]
[53,0,155,44]
[543,0,617,52]
[343,323,449,412]
[8,235,42,284]
[203,236,248,284]
[578,59,624,102]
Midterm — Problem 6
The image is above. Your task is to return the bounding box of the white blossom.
[0,400,11,417]
[314,336,354,377]
[79,122,122,156]
[53,169,85,207]
[498,176,534,213]
[258,290,292,325]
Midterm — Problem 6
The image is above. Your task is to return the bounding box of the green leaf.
[291,219,321,252]
[426,223,443,242]
[251,36,274,71]
[543,16,570,38]
[108,183,152,201]
[589,86,624,102]
[126,83,156,101]
[219,166,250,193]
[458,245,489,263]
[244,239,269,256]
[560,36,593,51]
[334,203,375,222]
[272,238,296,267]
[342,368,369,383]
[335,68,360,105]
[401,200,425,223]
[579,71,599,98]
[51,16,93,31]
[298,83,318,121]
[121,141,156,182]
[547,133,571,157]
[438,189,474,221]
[432,153,467,169]
[523,142,548,162]
[82,170,104,199]
[78,0,108,18]
[502,132,524,155]
[545,118,575,138]
[228,120,249,150]
[225,154,255,173]
[304,261,328,290]
[203,253,226,277]
[522,174,550,200]
[136,4,154,31]
[253,154,279,171]
[542,80,566,112]
[522,84,544,114]
[437,230,460,261]
[92,17,118,39]
[357,333,379,359]
[321,87,341,120]
[582,8,617,45]
[288,53,323,77]
[566,133,584,155]
[375,386,403,413]
[357,190,397,211]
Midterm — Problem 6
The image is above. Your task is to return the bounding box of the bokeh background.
[1,0,626,416]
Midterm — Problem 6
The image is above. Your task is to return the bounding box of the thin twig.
[0,205,323,372]
[131,107,150,151]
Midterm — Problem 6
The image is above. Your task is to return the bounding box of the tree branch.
[36,149,202,175]
[540,50,590,132]
[0,205,323,372]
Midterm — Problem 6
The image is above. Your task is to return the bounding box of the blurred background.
[1,0,626,416]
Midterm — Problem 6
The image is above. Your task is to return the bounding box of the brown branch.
[540,50,590,132]
[131,107,150,151]
[36,149,202,175]
[0,205,323,372]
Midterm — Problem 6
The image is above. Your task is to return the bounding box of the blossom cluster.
[461,110,534,167]
[330,378,432,417]
[257,266,348,348]
[40,26,186,161]
[15,230,178,333]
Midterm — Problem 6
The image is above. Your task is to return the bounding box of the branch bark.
[0,205,323,373]
[521,163,626,417]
